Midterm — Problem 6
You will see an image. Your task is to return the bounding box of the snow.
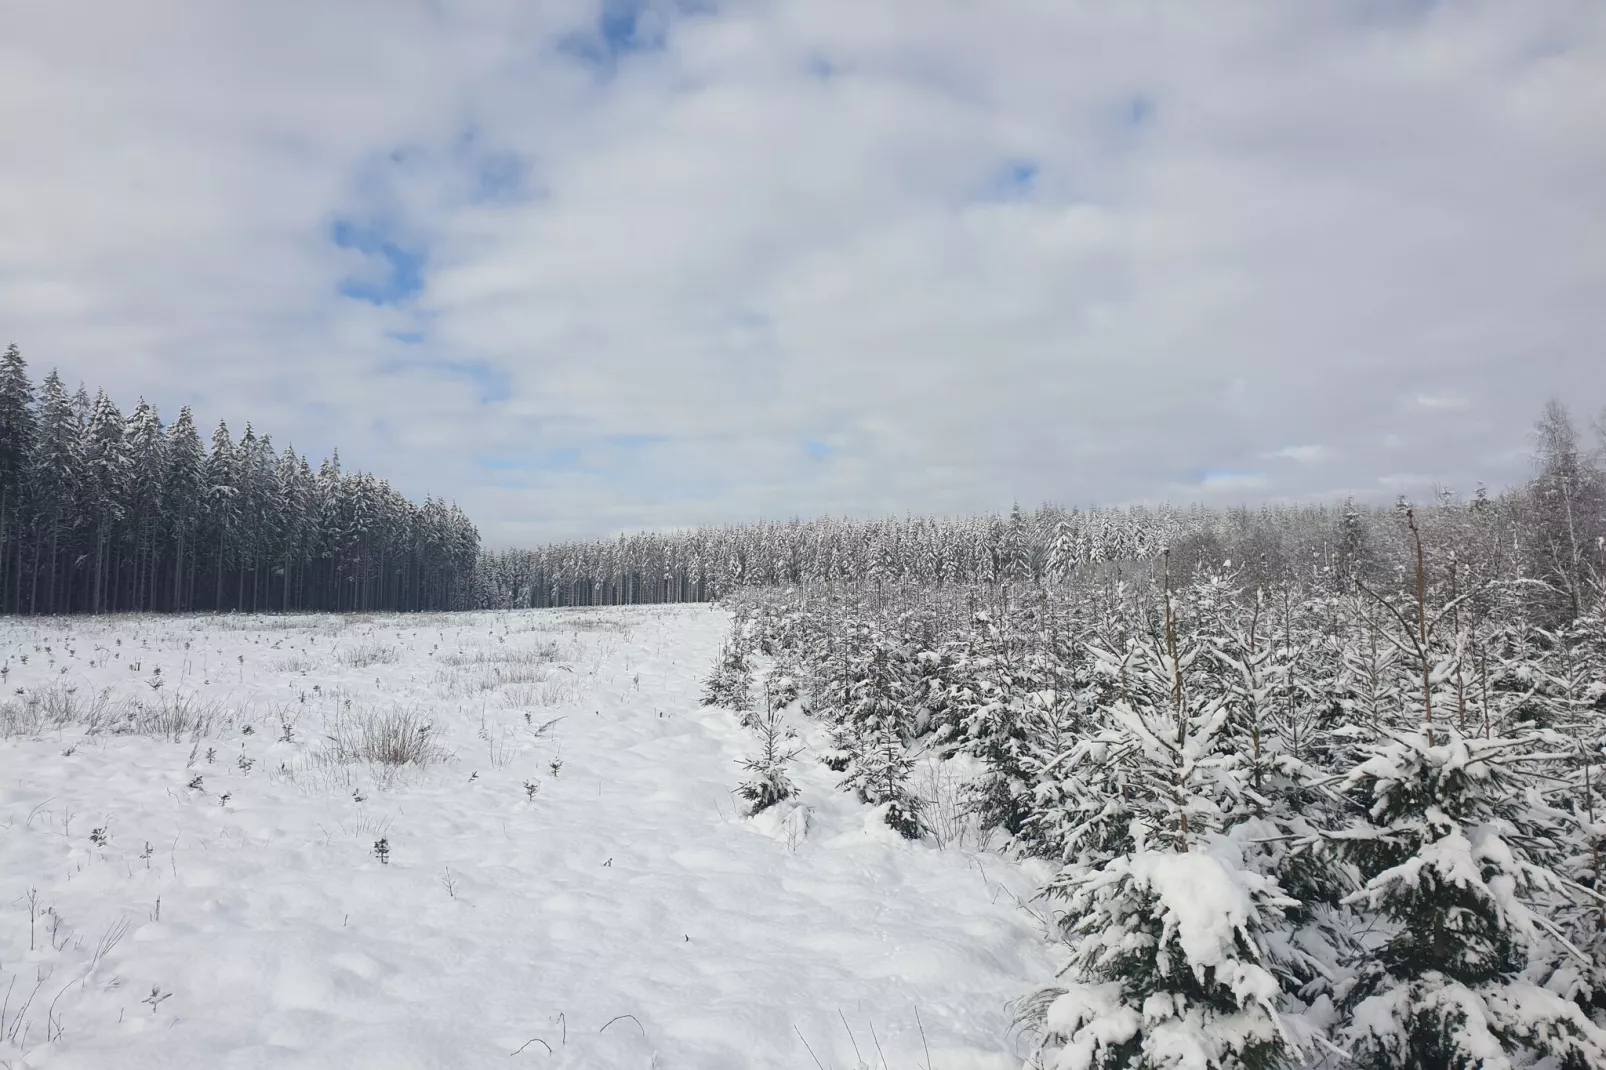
[0,606,1056,1068]
[1113,850,1282,993]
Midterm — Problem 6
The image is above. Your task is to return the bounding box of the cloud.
[2,1,1603,545]
[1414,394,1472,411]
[1266,444,1334,463]
[1376,472,1440,492]
[1196,472,1270,493]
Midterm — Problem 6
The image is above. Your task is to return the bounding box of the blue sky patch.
[560,0,668,67]
[982,159,1038,202]
[332,218,426,305]
[1125,94,1156,127]
[453,125,537,205]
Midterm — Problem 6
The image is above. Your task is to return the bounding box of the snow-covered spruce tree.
[841,630,910,736]
[846,726,924,838]
[736,686,803,816]
[1524,596,1606,1021]
[1013,686,1096,860]
[957,603,1070,842]
[1196,571,1355,1013]
[701,618,756,716]
[1330,512,1606,1067]
[905,639,967,753]
[763,657,801,708]
[801,611,870,772]
[1026,553,1300,1070]
[1333,728,1606,1069]
[1548,709,1606,1020]
[819,718,860,775]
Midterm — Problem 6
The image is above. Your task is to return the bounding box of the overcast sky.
[2,2,1603,546]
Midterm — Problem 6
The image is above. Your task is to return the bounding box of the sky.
[2,1,1604,547]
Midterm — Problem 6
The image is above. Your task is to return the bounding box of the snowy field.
[0,606,1055,1069]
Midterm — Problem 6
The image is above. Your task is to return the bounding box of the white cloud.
[1376,473,1439,490]
[2,1,1604,544]
[1415,394,1472,410]
[1196,472,1271,493]
[1266,444,1333,462]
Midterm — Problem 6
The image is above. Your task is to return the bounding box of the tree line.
[0,344,480,615]
[477,397,1603,617]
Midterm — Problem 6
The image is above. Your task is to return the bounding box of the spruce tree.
[82,391,128,612]
[0,345,36,613]
[1334,729,1606,1070]
[30,370,82,613]
[164,407,206,611]
[1027,562,1298,1070]
[124,399,167,610]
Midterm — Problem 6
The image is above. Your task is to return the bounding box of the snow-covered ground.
[0,606,1055,1069]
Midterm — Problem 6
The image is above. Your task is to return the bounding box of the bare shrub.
[534,675,582,706]
[911,754,985,851]
[270,655,317,673]
[497,683,540,708]
[403,613,459,629]
[326,708,446,767]
[494,670,585,707]
[336,642,399,669]
[564,615,632,634]
[436,642,561,668]
[0,687,230,742]
[212,614,344,632]
[0,686,113,738]
[432,660,565,698]
[114,693,233,741]
[526,614,632,635]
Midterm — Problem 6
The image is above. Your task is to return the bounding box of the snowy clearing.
[0,605,1054,1069]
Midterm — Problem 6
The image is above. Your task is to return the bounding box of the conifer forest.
[0,345,481,615]
[5,347,1606,1068]
[499,399,1606,1067]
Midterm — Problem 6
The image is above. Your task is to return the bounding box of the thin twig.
[796,1025,828,1070]
[841,1010,863,1065]
[870,1019,889,1069]
[915,1004,933,1070]
[509,1037,551,1056]
[598,1013,644,1037]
